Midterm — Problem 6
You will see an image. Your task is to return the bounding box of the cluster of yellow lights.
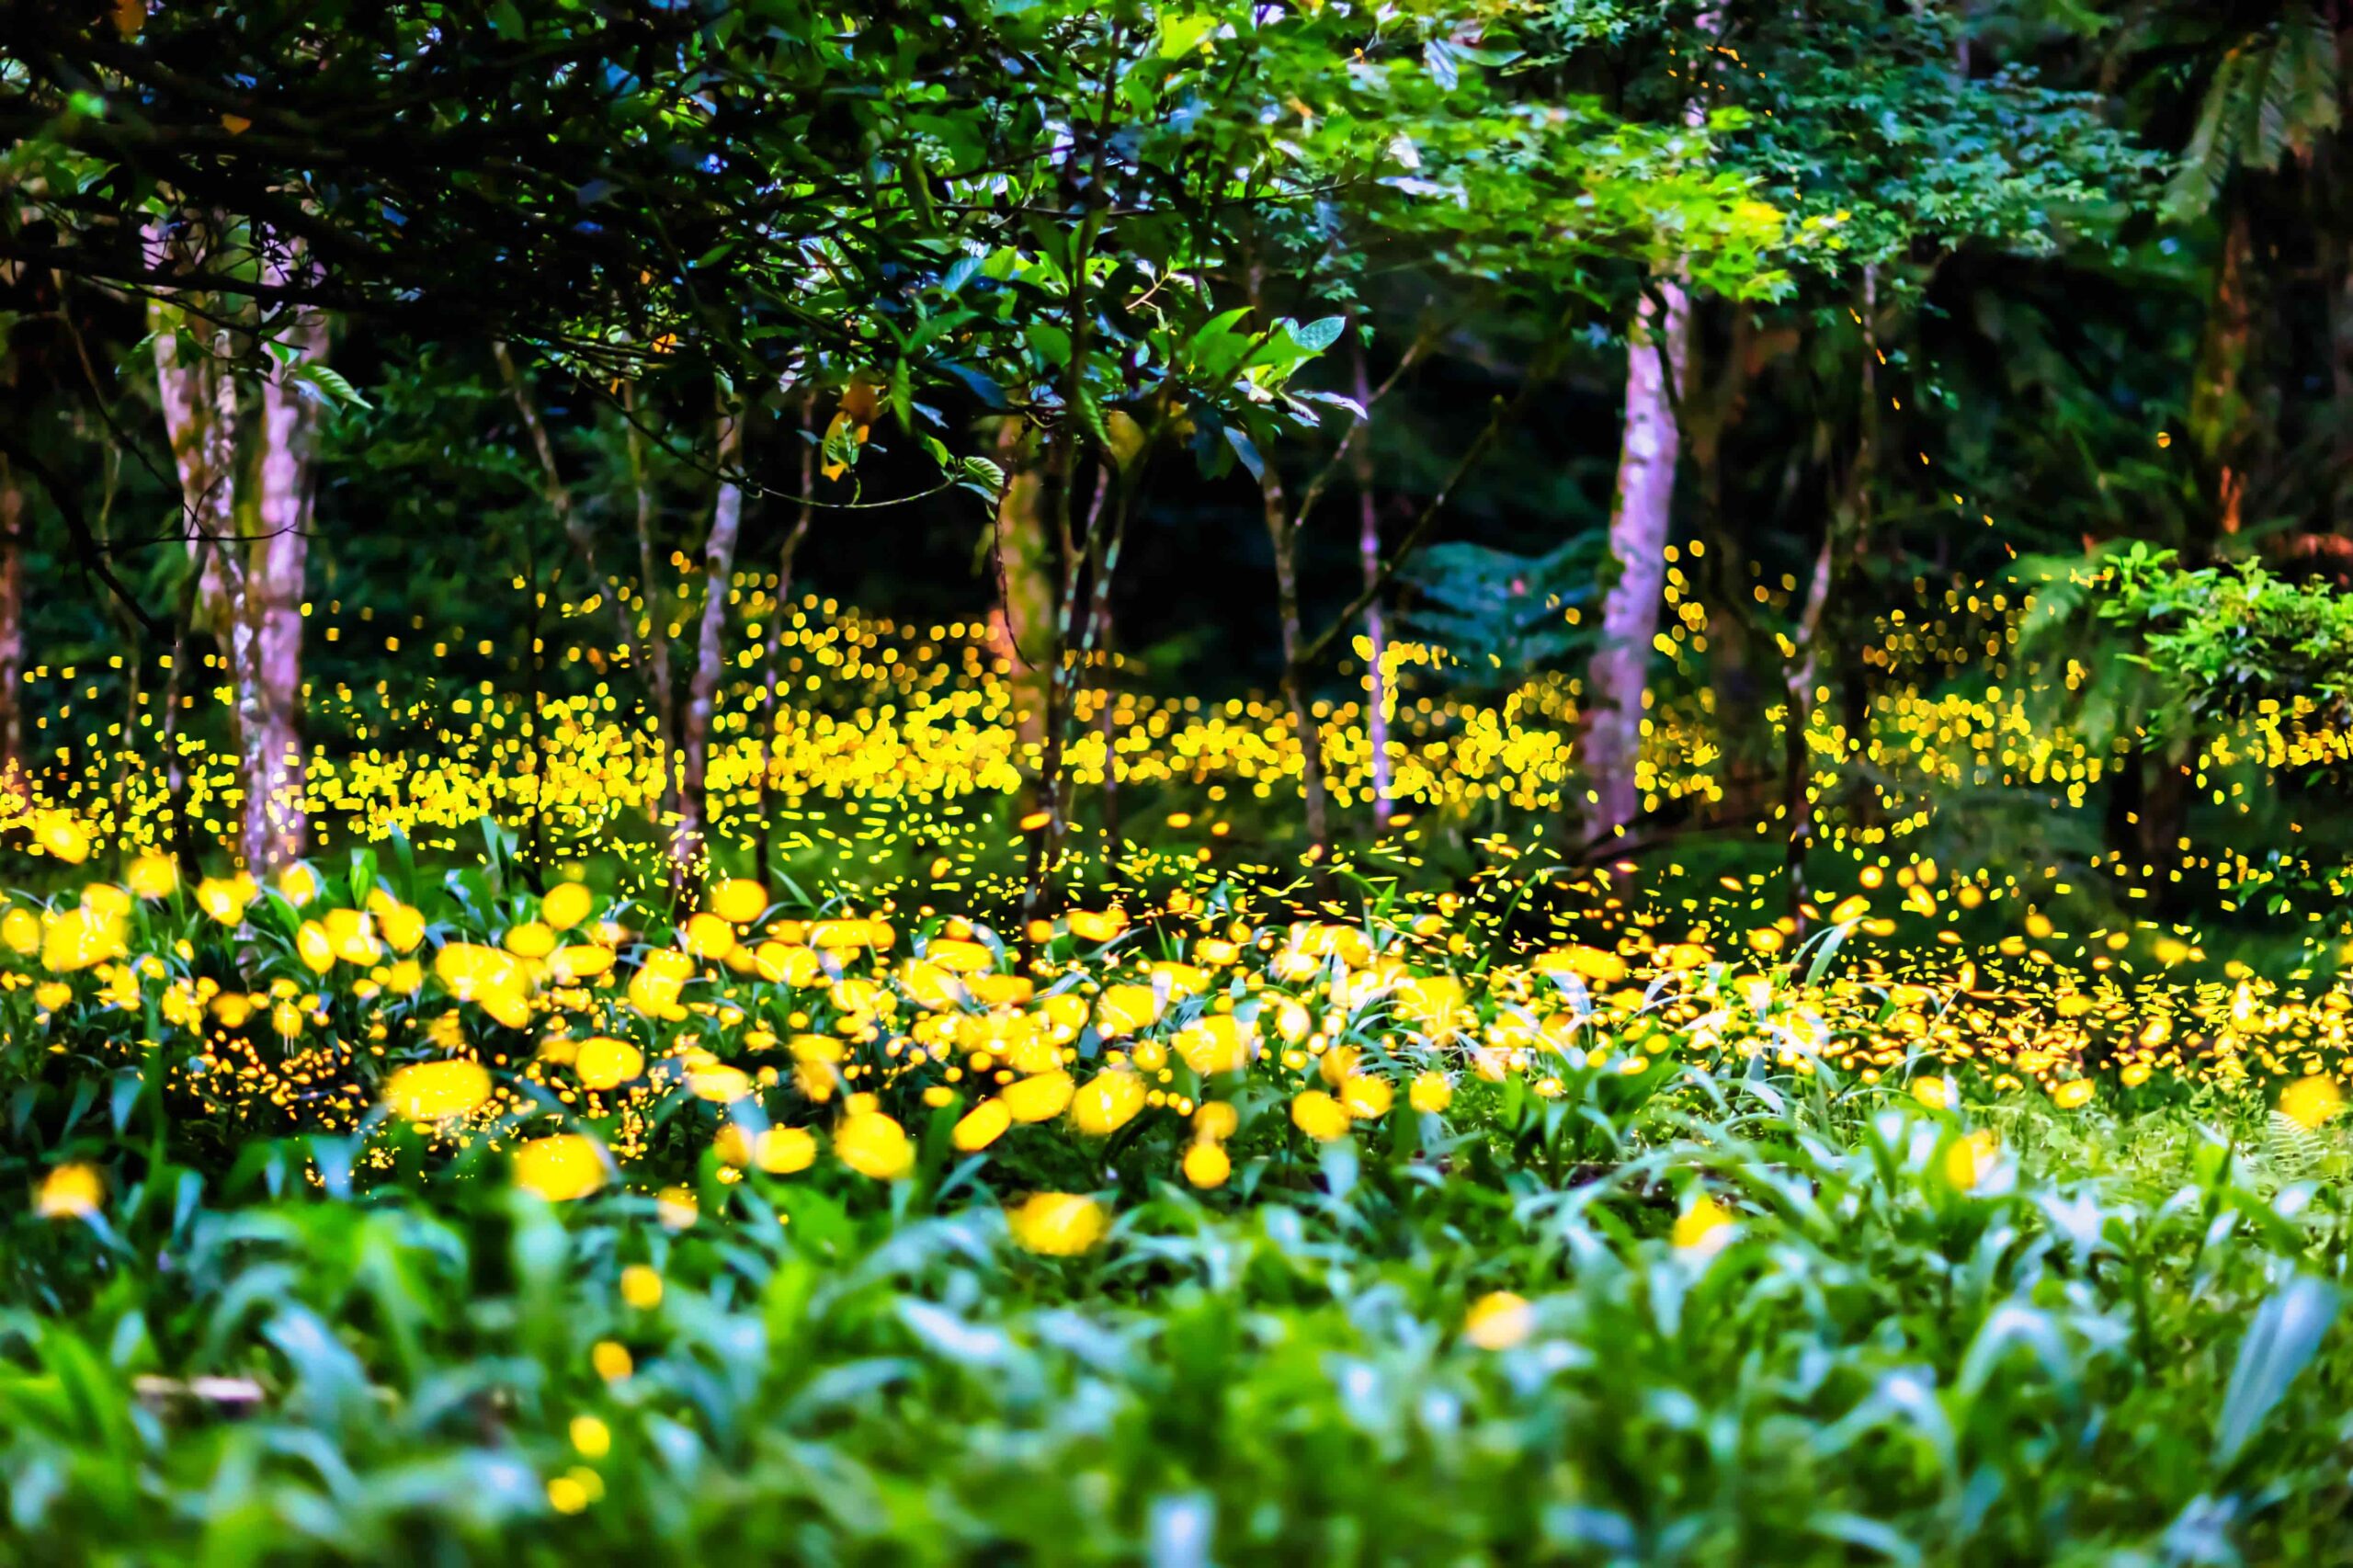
[6,552,2351,1250]
[6,583,2348,915]
[10,834,2353,1211]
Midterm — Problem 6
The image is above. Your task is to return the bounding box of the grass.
[5,822,2353,1562]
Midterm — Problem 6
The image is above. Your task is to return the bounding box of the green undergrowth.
[9,1066,2353,1565]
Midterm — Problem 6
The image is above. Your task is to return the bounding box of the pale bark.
[144,221,326,875]
[1580,13,1720,847]
[1080,460,1125,854]
[243,280,327,874]
[1029,465,1112,902]
[146,294,234,642]
[161,535,211,872]
[757,393,817,878]
[1582,281,1693,844]
[669,406,747,885]
[1351,346,1392,830]
[0,457,22,808]
[991,417,1057,754]
[622,386,679,810]
[1260,464,1331,862]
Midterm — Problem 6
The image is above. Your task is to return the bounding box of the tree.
[1190,0,1787,864]
[669,399,750,888]
[143,221,331,875]
[1582,10,1716,849]
[1570,0,2153,884]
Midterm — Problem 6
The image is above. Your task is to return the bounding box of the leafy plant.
[2100,542,2353,732]
[1400,534,1602,681]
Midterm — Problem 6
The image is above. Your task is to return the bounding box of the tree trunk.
[0,458,24,809]
[1093,595,1121,855]
[1579,11,1724,848]
[242,286,327,875]
[2329,228,2353,539]
[495,341,606,588]
[1782,531,1834,927]
[147,294,235,647]
[758,393,817,881]
[1582,280,1692,845]
[161,535,211,875]
[1352,347,1393,831]
[2189,207,2255,551]
[1261,465,1332,862]
[991,417,1057,756]
[622,384,678,800]
[1028,464,1114,906]
[145,222,324,876]
[670,405,748,888]
[1785,270,1880,927]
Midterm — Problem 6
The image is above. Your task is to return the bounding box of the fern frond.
[2268,1109,2326,1183]
[2167,47,2246,218]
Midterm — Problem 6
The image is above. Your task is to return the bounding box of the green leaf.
[2215,1275,2338,1468]
[289,363,373,410]
[1158,13,1218,59]
[1422,38,1459,91]
[890,358,914,433]
[1289,316,1345,355]
[823,418,863,475]
[1222,427,1265,483]
[957,454,1006,500]
[1026,321,1073,368]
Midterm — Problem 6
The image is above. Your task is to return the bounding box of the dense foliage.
[9,843,2353,1562]
[6,0,2353,1562]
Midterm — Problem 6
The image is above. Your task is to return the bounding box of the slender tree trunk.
[161,535,210,875]
[1029,464,1112,905]
[992,417,1057,756]
[1685,310,1783,788]
[2189,207,2255,551]
[1582,281,1693,845]
[146,219,325,875]
[146,290,234,646]
[96,451,150,829]
[758,393,817,881]
[144,220,243,867]
[1020,64,1120,921]
[1351,347,1393,831]
[500,345,652,720]
[1094,595,1121,857]
[1077,451,1128,859]
[1260,466,1332,862]
[494,340,611,595]
[241,277,327,875]
[2331,226,2353,541]
[1580,12,1722,848]
[0,458,24,810]
[1785,268,1880,926]
[1782,531,1834,927]
[621,386,680,824]
[670,405,748,888]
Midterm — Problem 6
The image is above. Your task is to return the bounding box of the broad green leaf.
[2215,1275,2338,1468]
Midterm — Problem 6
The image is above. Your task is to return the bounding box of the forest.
[6,0,2353,1562]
